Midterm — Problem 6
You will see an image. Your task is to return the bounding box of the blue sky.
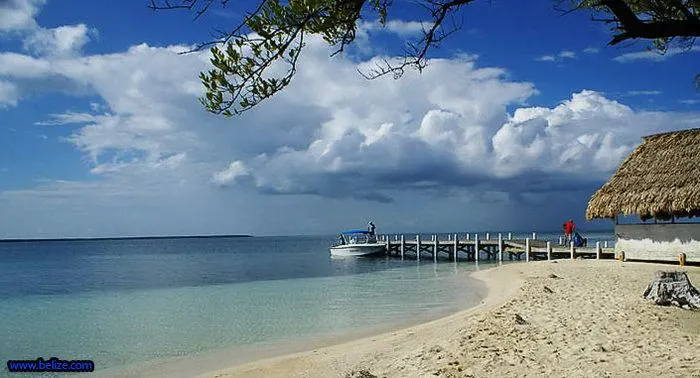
[0,0,699,238]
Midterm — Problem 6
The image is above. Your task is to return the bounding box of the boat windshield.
[338,231,376,245]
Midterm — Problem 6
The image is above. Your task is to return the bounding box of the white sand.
[202,260,700,378]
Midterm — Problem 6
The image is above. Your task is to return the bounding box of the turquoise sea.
[0,231,614,377]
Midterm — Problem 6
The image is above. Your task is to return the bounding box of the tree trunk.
[643,271,700,310]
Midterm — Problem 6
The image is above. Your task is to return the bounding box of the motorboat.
[330,230,385,257]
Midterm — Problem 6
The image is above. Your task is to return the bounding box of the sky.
[0,0,699,238]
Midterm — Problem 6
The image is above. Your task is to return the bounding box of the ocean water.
[0,231,614,377]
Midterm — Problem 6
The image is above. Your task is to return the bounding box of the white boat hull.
[329,243,385,257]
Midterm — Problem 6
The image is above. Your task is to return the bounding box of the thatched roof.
[586,128,700,221]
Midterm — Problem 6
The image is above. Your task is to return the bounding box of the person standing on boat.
[367,221,377,243]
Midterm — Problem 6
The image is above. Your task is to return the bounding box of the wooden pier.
[375,233,615,262]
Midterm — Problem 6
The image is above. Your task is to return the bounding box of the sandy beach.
[203,260,700,378]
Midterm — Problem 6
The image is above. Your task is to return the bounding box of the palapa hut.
[586,127,700,263]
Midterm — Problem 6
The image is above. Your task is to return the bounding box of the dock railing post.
[453,234,458,262]
[559,236,563,246]
[486,232,490,240]
[532,232,537,240]
[400,235,405,259]
[433,234,438,262]
[474,234,480,262]
[570,241,575,260]
[604,241,609,248]
[546,241,552,260]
[498,233,503,262]
[386,236,390,254]
[596,241,601,260]
[416,235,421,262]
[525,238,530,262]
[466,233,470,241]
[508,232,512,240]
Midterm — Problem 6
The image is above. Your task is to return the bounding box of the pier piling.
[498,233,503,262]
[416,235,421,262]
[570,241,575,260]
[525,238,530,262]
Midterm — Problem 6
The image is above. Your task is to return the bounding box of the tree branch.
[601,0,700,45]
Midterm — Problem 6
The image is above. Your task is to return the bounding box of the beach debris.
[548,273,562,279]
[514,314,528,325]
[345,369,378,378]
[543,286,554,293]
[643,271,700,310]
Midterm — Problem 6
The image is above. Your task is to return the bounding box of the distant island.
[0,234,253,243]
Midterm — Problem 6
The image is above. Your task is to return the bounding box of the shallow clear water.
[0,231,613,376]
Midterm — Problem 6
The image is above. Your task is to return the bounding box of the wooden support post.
[559,236,563,245]
[596,241,602,260]
[416,235,421,262]
[604,241,609,248]
[570,241,575,260]
[532,232,537,240]
[466,233,470,240]
[395,235,398,241]
[486,232,490,240]
[448,234,451,241]
[508,232,512,240]
[400,235,405,259]
[453,234,458,262]
[498,233,503,262]
[474,234,480,262]
[525,238,530,262]
[386,237,390,254]
[433,235,438,262]
[546,241,552,260]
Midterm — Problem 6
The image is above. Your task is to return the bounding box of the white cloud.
[680,99,700,105]
[535,55,556,62]
[212,161,250,186]
[359,20,432,37]
[627,90,662,96]
[23,24,95,57]
[583,47,599,54]
[558,51,576,59]
[0,80,19,107]
[614,46,700,62]
[0,0,43,32]
[535,50,577,62]
[3,33,700,203]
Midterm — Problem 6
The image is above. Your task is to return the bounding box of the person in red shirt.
[563,219,575,245]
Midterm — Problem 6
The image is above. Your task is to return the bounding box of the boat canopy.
[341,230,371,235]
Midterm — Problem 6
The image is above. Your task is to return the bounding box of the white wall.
[615,223,700,262]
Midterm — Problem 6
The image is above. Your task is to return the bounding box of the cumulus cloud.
[614,46,700,62]
[583,47,599,54]
[23,23,95,57]
[0,0,43,32]
[212,161,250,186]
[3,27,699,204]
